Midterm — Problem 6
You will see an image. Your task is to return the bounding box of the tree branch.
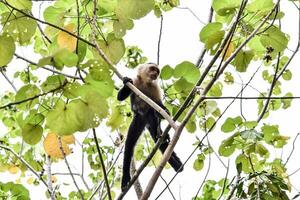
[140,1,280,198]
[58,137,84,200]
[0,80,67,110]
[92,128,112,200]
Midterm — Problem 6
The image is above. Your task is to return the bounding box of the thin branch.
[175,6,206,25]
[257,52,281,122]
[130,160,143,199]
[157,15,163,65]
[201,96,300,100]
[0,80,67,110]
[92,128,112,200]
[218,160,230,200]
[140,1,280,198]
[14,53,81,79]
[0,69,17,92]
[58,137,84,200]
[196,6,214,67]
[88,146,123,200]
[0,144,49,188]
[46,155,56,200]
[284,133,300,166]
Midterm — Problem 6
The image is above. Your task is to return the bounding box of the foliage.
[0,0,298,199]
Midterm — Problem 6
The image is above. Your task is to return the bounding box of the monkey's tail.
[168,152,184,172]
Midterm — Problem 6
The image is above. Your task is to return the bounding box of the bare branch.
[46,155,56,200]
[0,80,67,110]
[0,69,17,92]
[58,137,84,200]
[92,128,112,200]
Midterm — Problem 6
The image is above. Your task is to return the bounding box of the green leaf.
[43,6,65,26]
[260,26,288,52]
[282,92,292,109]
[282,69,292,81]
[173,61,200,83]
[6,0,32,10]
[243,121,258,129]
[247,0,274,12]
[193,154,205,171]
[212,0,241,16]
[200,22,225,50]
[21,124,43,145]
[221,118,236,133]
[219,137,236,157]
[248,36,265,57]
[261,124,279,143]
[15,84,41,110]
[235,154,252,173]
[116,0,155,20]
[113,16,134,38]
[186,120,197,133]
[0,35,15,67]
[96,34,125,64]
[160,65,174,80]
[208,82,223,97]
[46,93,108,135]
[41,75,65,93]
[53,48,78,68]
[240,129,262,141]
[106,106,125,131]
[1,12,37,45]
[232,50,254,72]
[255,142,269,157]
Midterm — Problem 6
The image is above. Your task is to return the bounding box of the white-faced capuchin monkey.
[117,63,183,191]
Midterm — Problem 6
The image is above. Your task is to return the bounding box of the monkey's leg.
[146,112,184,172]
[122,114,146,191]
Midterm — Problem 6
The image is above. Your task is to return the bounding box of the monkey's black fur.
[118,76,183,191]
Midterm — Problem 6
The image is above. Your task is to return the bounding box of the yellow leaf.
[43,132,73,158]
[51,175,57,183]
[8,165,20,174]
[57,24,77,52]
[27,177,34,184]
[222,42,235,60]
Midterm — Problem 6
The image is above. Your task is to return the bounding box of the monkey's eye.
[149,66,159,74]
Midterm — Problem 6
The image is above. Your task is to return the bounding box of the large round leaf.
[0,35,15,67]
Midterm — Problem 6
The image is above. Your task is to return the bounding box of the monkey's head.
[137,63,160,83]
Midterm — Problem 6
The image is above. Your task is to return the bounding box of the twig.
[0,69,17,92]
[217,160,230,200]
[157,15,163,65]
[58,137,84,200]
[92,128,112,200]
[46,155,56,200]
[14,53,81,79]
[196,6,214,67]
[257,52,281,122]
[0,144,49,188]
[284,133,300,166]
[0,80,67,110]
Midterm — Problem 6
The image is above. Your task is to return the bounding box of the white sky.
[1,0,300,199]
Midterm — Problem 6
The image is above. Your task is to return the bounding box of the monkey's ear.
[123,77,133,84]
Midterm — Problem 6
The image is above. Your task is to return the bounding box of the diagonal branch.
[140,1,281,198]
[0,80,67,110]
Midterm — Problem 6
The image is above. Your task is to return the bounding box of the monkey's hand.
[123,77,133,85]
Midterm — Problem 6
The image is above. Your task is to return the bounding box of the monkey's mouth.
[150,74,158,80]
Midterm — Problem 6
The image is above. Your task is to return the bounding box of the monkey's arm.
[156,101,170,119]
[117,77,133,101]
